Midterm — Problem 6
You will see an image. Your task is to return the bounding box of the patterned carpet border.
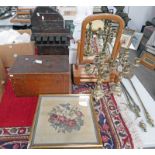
[0,127,30,149]
[73,83,134,149]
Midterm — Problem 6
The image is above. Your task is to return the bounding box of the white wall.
[125,6,155,32]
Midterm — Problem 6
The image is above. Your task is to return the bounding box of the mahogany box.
[9,55,71,96]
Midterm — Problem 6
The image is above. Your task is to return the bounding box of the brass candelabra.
[74,14,154,132]
[83,19,154,132]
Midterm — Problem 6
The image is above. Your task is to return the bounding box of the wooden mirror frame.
[76,13,125,64]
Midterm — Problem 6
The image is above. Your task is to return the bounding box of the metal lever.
[129,79,154,127]
[121,82,141,117]
[121,82,147,132]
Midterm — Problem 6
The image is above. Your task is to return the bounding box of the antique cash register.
[31,7,70,55]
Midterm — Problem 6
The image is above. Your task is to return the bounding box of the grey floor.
[128,49,155,100]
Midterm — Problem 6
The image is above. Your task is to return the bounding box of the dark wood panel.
[9,55,69,74]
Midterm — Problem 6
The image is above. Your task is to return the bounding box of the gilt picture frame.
[28,94,102,149]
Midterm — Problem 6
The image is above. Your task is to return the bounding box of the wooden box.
[10,7,32,24]
[140,52,155,70]
[9,55,71,96]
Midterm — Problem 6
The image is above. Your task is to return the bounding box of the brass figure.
[92,80,105,101]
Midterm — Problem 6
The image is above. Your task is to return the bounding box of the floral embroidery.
[48,103,84,133]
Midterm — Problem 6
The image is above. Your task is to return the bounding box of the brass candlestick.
[84,22,94,56]
[92,79,105,101]
[86,21,116,101]
[91,55,105,101]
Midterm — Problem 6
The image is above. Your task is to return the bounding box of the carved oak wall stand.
[31,7,71,55]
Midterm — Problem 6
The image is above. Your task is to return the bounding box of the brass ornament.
[139,120,147,132]
[84,22,94,56]
[92,81,105,101]
[134,57,141,67]
[85,64,93,74]
[111,82,122,96]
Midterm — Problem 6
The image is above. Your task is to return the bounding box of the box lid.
[9,55,69,74]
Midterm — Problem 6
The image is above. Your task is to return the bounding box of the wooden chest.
[9,55,71,96]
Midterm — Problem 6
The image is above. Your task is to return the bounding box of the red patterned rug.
[0,81,134,149]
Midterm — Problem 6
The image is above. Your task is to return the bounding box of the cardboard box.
[0,58,6,102]
[0,29,35,68]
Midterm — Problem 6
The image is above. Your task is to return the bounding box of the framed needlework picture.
[28,94,102,149]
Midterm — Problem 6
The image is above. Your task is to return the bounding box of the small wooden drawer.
[140,52,155,70]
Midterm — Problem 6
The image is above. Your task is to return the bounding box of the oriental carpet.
[0,80,134,149]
